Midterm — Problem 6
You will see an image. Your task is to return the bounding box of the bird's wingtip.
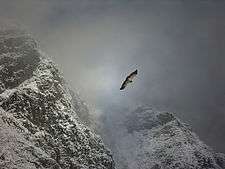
[120,87,124,90]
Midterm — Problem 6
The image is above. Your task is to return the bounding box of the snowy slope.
[104,107,225,169]
[0,26,114,169]
[0,108,60,169]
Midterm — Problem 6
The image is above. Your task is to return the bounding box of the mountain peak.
[0,27,114,169]
[104,106,225,169]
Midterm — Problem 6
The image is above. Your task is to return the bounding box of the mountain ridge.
[0,26,114,169]
[102,106,225,169]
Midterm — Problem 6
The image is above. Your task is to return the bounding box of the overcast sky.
[0,0,225,153]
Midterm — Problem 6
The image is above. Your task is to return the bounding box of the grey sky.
[0,0,225,152]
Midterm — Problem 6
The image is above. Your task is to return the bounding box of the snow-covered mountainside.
[103,107,225,169]
[0,27,114,169]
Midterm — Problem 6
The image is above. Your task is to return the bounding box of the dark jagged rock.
[215,153,225,169]
[103,106,225,169]
[0,26,114,169]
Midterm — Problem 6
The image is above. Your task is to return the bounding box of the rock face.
[103,107,225,169]
[0,27,114,169]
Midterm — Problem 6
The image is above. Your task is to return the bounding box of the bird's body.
[120,69,138,90]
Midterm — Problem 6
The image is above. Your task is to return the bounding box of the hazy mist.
[1,0,225,152]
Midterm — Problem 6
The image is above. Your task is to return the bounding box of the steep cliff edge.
[0,27,114,169]
[103,107,225,169]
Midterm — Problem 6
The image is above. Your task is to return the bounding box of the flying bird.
[120,69,138,90]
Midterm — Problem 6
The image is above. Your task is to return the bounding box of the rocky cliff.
[103,107,225,169]
[0,27,114,169]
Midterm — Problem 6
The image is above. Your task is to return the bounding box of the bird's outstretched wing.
[127,69,138,80]
[120,79,129,90]
[120,69,138,90]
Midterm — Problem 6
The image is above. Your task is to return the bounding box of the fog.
[0,0,225,152]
